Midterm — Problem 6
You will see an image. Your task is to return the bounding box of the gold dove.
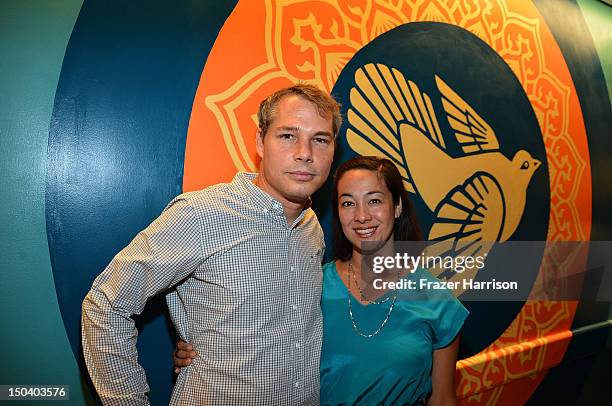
[346,63,541,295]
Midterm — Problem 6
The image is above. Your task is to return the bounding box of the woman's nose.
[354,204,371,222]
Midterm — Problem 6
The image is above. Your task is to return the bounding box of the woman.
[175,157,468,405]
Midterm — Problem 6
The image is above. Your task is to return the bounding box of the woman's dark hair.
[332,156,422,261]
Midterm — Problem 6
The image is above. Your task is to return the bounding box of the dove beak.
[534,159,541,168]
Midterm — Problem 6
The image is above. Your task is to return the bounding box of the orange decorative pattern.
[183,1,591,404]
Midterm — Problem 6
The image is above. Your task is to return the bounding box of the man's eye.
[314,137,330,144]
[279,133,294,139]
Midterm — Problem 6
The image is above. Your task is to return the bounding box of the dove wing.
[347,63,446,193]
[435,75,500,154]
[424,172,505,296]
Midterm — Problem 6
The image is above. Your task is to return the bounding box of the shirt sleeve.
[431,296,469,349]
[423,270,469,349]
[405,267,469,350]
[81,196,204,405]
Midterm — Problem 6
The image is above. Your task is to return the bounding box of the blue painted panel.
[46,1,237,404]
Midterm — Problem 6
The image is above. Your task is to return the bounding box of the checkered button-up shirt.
[82,172,325,405]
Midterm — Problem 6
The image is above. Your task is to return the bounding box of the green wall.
[578,0,612,106]
[577,0,612,340]
[0,1,609,404]
[0,1,87,403]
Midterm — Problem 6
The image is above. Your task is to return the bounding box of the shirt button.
[294,381,300,388]
[290,266,294,272]
[295,342,301,349]
[291,304,298,310]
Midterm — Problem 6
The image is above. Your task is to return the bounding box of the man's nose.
[294,138,313,162]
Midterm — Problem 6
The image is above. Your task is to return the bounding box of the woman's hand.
[427,336,460,406]
[173,340,198,374]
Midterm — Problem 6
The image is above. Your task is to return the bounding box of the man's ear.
[256,129,264,159]
[395,200,402,218]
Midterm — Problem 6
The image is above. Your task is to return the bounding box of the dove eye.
[520,161,529,170]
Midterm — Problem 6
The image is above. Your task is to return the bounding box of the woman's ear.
[395,200,402,218]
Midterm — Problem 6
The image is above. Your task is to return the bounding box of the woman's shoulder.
[322,261,337,273]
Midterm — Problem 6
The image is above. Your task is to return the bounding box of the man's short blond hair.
[257,83,342,138]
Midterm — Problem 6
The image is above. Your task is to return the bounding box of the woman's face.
[337,169,401,252]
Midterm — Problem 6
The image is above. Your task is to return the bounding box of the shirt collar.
[233,172,312,224]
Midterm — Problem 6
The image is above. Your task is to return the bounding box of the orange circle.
[184,1,591,403]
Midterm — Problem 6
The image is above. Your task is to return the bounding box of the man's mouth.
[287,171,316,181]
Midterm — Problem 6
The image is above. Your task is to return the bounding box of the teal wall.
[0,1,87,403]
[0,1,610,405]
[578,0,612,336]
[578,0,612,106]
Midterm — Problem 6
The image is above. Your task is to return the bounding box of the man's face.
[256,95,335,206]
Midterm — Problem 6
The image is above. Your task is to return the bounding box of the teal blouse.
[320,261,469,406]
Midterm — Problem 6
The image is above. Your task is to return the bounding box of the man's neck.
[282,203,304,225]
[252,175,306,224]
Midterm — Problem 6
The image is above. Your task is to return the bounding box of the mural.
[1,0,610,405]
[182,1,592,403]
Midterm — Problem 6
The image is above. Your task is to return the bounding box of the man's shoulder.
[169,177,256,219]
[178,181,232,201]
[178,175,250,203]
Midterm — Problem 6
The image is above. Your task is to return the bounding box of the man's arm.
[82,197,203,405]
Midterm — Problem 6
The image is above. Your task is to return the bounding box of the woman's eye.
[340,201,353,207]
[369,199,381,205]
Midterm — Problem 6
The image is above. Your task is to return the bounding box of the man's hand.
[173,340,198,374]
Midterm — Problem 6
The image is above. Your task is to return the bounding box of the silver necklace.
[347,261,398,338]
[348,262,392,304]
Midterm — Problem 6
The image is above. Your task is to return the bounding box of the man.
[81,84,341,405]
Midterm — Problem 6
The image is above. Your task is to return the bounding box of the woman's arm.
[427,336,460,406]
